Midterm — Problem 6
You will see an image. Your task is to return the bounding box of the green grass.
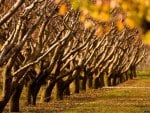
[59,87,150,113]
[137,70,150,77]
[61,105,150,113]
[58,73,150,113]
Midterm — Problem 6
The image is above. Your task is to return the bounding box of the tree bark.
[129,72,133,79]
[99,74,105,88]
[112,76,117,86]
[94,77,100,89]
[0,77,12,113]
[107,76,111,86]
[43,81,56,102]
[56,79,64,100]
[26,83,32,105]
[119,74,124,83]
[0,59,14,113]
[132,66,136,78]
[30,82,41,105]
[125,72,129,81]
[74,75,80,93]
[64,84,70,96]
[88,75,93,88]
[9,84,24,112]
[28,71,48,105]
[81,75,87,91]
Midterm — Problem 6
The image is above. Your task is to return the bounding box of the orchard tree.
[0,0,146,113]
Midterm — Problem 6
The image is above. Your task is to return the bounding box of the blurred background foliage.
[56,0,150,43]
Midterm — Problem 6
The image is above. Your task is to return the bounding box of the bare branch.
[0,0,25,26]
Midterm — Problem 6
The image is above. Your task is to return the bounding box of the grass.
[137,70,150,77]
[59,86,150,113]
[60,89,150,113]
[3,72,150,113]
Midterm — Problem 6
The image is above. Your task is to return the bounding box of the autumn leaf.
[146,9,150,21]
[104,25,111,33]
[81,7,89,15]
[71,0,80,9]
[84,20,93,29]
[59,4,67,16]
[79,14,86,22]
[102,3,110,12]
[115,20,124,31]
[96,25,103,38]
[121,2,128,11]
[143,31,150,44]
[125,18,135,28]
[99,12,110,22]
[91,11,99,20]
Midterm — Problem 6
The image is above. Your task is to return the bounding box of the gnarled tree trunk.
[64,84,70,96]
[94,77,100,89]
[43,81,56,102]
[9,84,24,112]
[74,75,80,93]
[56,79,64,100]
[99,74,105,88]
[81,75,87,91]
[0,76,12,113]
[0,58,14,113]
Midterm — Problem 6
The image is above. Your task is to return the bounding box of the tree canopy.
[64,0,150,43]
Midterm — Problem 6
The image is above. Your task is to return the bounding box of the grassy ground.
[3,74,150,113]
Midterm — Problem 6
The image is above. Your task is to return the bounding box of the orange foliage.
[96,25,103,38]
[115,20,124,31]
[59,4,67,16]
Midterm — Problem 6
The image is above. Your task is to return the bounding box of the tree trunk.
[26,83,32,105]
[112,76,117,86]
[81,75,87,91]
[132,66,136,78]
[107,76,111,86]
[28,71,48,105]
[84,69,93,89]
[9,84,24,112]
[74,75,80,93]
[27,81,42,105]
[56,79,64,100]
[0,101,7,113]
[0,77,12,113]
[43,81,56,102]
[94,77,100,89]
[125,72,128,81]
[88,75,93,88]
[129,72,133,79]
[31,83,41,105]
[99,74,105,88]
[0,64,13,113]
[119,74,124,83]
[59,71,80,96]
[64,84,70,96]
